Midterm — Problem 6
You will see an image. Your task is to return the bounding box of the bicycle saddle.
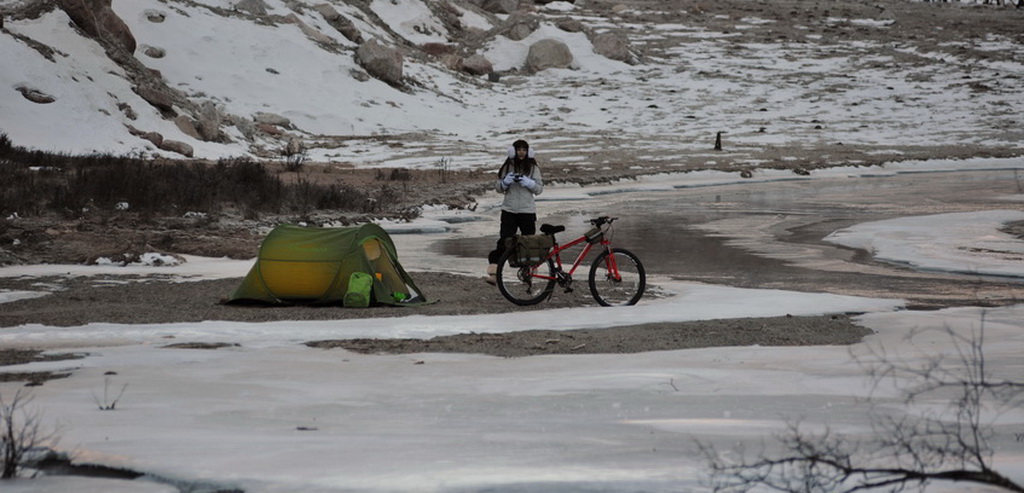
[540,224,565,235]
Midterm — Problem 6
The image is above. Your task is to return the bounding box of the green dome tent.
[227,223,426,306]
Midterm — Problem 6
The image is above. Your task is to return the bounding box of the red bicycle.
[496,216,646,306]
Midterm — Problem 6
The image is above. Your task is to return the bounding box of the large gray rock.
[315,3,362,43]
[254,112,292,128]
[283,13,336,46]
[197,101,222,141]
[174,115,202,140]
[503,12,538,41]
[356,39,404,85]
[16,86,56,104]
[461,54,493,76]
[57,0,136,54]
[591,32,632,63]
[142,45,165,59]
[229,115,257,140]
[140,131,163,147]
[556,18,586,33]
[479,0,519,14]
[135,83,175,113]
[526,38,573,72]
[159,139,194,157]
[233,0,267,16]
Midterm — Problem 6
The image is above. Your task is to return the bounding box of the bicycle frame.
[526,232,622,283]
[496,216,644,307]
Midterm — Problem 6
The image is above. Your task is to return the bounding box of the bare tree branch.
[1,389,58,480]
[701,313,1024,493]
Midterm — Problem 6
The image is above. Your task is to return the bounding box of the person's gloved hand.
[518,176,536,190]
[501,173,516,188]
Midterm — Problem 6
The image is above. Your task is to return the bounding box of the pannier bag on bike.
[584,226,604,244]
[505,234,555,267]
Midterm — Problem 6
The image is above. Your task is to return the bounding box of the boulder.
[229,115,257,140]
[16,86,56,104]
[57,0,136,54]
[135,83,175,113]
[479,0,519,14]
[253,111,292,128]
[421,43,456,57]
[315,4,362,43]
[356,39,404,85]
[233,0,267,16]
[159,139,194,158]
[349,68,371,82]
[526,38,573,72]
[503,12,538,41]
[461,54,493,76]
[141,131,164,147]
[441,54,463,71]
[507,24,533,41]
[142,45,165,59]
[197,101,222,141]
[174,115,202,140]
[591,32,631,63]
[256,123,284,135]
[285,137,304,157]
[434,1,464,35]
[283,13,336,46]
[556,18,586,33]
[115,102,136,120]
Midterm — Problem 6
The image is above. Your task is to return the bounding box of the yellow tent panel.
[226,223,426,306]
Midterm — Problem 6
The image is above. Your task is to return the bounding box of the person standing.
[486,139,543,285]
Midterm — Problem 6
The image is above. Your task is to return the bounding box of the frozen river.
[3,159,1024,493]
[429,163,1024,308]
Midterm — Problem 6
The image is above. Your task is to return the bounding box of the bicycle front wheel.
[588,248,646,306]
[496,249,556,306]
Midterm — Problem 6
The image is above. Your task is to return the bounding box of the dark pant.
[488,211,537,264]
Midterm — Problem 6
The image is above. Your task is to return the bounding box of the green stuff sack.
[344,271,373,308]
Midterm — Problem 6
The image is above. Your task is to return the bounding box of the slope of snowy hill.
[1,0,1022,171]
[1,0,635,166]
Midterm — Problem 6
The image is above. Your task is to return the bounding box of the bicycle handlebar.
[589,216,617,227]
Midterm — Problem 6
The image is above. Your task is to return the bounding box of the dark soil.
[0,349,82,384]
[307,314,871,358]
[0,271,876,370]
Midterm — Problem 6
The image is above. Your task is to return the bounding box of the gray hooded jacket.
[495,157,543,213]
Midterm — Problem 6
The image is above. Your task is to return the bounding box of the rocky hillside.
[1,0,1022,170]
[0,0,1022,267]
[1,0,638,162]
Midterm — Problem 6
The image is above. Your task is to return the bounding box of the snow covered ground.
[2,160,1024,492]
[2,0,1024,490]
[2,0,1022,165]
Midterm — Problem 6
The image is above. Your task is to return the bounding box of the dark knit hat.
[512,139,529,150]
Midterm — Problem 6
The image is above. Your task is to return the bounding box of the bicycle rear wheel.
[496,250,556,306]
[588,248,645,306]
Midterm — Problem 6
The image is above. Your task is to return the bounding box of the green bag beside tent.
[343,272,373,308]
[226,223,427,306]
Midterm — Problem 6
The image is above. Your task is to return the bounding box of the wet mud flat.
[5,168,1024,359]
